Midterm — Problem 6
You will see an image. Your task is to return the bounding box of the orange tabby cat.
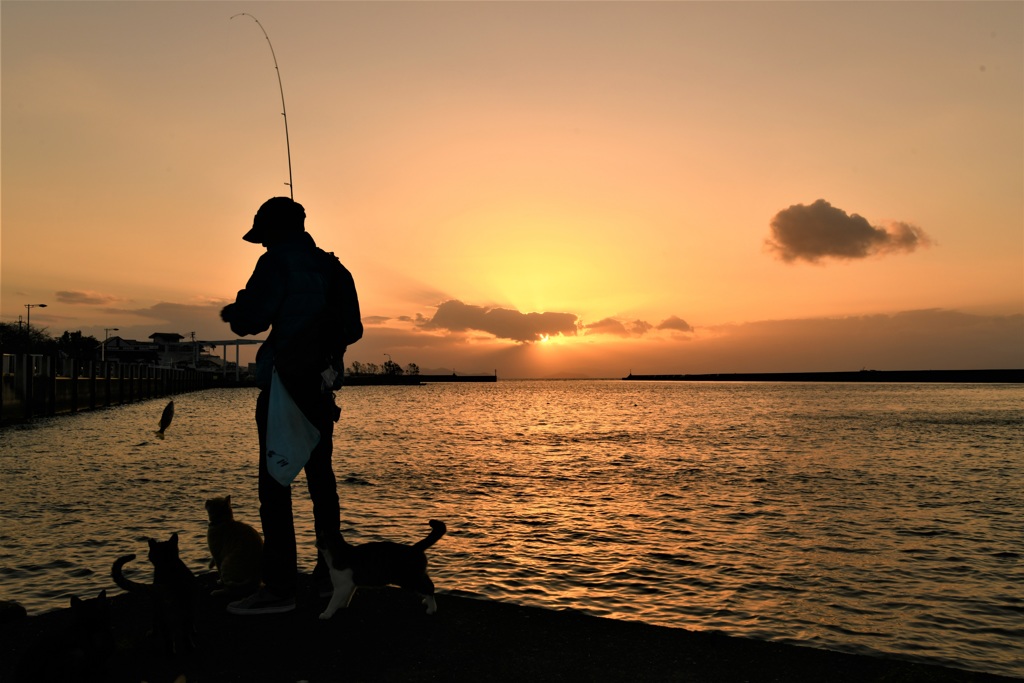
[205,495,263,597]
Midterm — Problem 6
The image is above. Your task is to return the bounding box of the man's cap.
[243,197,306,243]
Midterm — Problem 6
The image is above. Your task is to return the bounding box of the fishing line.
[231,13,294,199]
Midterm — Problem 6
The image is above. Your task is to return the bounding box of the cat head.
[204,495,235,524]
[147,533,180,564]
[69,590,114,652]
[70,589,108,616]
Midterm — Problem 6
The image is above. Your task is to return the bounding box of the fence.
[1,354,215,425]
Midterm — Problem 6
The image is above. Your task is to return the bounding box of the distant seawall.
[344,374,497,386]
[623,369,1024,383]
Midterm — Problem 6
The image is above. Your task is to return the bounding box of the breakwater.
[0,353,213,425]
[624,369,1023,383]
[343,373,497,386]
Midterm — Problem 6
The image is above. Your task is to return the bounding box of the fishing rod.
[231,13,293,199]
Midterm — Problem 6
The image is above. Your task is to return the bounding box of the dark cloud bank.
[56,290,120,306]
[413,300,691,344]
[767,199,933,263]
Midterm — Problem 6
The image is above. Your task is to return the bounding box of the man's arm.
[220,253,283,337]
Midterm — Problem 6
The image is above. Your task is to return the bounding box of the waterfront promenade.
[0,353,214,425]
[2,572,1016,683]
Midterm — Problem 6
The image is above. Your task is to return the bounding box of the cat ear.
[170,532,179,546]
[226,495,232,505]
[98,589,107,599]
[148,538,157,549]
[70,596,82,608]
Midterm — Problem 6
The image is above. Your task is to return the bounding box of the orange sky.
[2,1,1022,378]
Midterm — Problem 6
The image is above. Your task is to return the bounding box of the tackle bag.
[266,366,320,486]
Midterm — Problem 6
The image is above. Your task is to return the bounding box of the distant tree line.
[347,360,420,376]
[0,322,100,359]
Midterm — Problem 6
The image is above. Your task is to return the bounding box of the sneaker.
[227,587,296,615]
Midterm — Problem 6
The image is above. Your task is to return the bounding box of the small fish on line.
[156,400,175,439]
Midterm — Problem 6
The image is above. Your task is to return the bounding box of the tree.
[406,363,420,375]
[348,360,364,375]
[364,362,380,375]
[0,322,57,355]
[56,330,100,360]
[382,359,404,376]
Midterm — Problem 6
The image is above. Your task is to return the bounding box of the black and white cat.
[316,519,446,620]
[111,533,197,656]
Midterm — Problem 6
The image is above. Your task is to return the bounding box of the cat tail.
[111,554,151,594]
[413,519,447,551]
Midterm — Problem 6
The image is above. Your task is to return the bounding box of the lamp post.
[24,304,47,351]
[24,303,47,331]
[102,328,119,362]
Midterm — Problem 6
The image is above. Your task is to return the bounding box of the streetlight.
[102,328,120,362]
[24,303,47,331]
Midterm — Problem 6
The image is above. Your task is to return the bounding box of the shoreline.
[3,573,1018,683]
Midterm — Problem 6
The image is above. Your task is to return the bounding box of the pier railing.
[1,353,214,425]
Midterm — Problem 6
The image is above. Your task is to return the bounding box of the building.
[104,333,219,370]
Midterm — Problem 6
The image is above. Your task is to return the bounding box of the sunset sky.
[3,1,1022,378]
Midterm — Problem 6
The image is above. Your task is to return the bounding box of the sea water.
[1,380,1021,678]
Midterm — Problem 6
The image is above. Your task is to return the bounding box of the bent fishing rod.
[231,13,293,199]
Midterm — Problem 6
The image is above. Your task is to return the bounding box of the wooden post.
[88,361,97,410]
[70,358,79,414]
[46,356,57,417]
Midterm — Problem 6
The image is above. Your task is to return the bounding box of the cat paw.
[318,611,332,620]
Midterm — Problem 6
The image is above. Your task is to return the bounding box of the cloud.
[657,315,693,333]
[584,318,629,336]
[101,301,230,340]
[766,199,933,263]
[56,290,120,305]
[417,299,579,343]
[362,315,392,325]
[582,318,660,337]
[630,319,653,335]
[354,308,1024,379]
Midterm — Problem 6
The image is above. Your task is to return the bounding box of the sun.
[539,334,551,344]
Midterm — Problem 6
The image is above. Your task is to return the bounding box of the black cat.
[111,533,197,656]
[316,519,446,619]
[11,590,114,682]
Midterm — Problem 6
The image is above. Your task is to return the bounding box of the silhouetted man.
[221,197,362,614]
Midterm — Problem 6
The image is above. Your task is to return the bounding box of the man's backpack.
[318,249,363,367]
